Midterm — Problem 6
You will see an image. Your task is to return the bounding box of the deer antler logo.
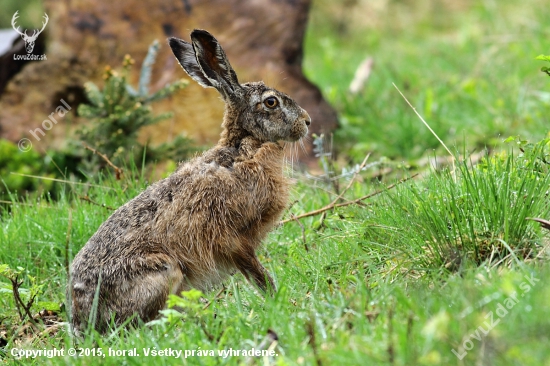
[11,11,49,54]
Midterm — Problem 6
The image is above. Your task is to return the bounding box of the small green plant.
[536,54,550,77]
[0,264,43,325]
[77,40,191,174]
[148,289,211,329]
[0,139,57,201]
[366,138,550,270]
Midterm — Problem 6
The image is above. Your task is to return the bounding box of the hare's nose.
[301,109,311,126]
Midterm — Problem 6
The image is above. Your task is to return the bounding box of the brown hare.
[68,29,310,334]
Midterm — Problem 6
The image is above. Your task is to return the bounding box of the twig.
[200,320,216,342]
[287,200,299,211]
[319,212,327,227]
[365,167,393,181]
[416,150,486,170]
[307,185,355,205]
[79,195,115,210]
[9,173,114,190]
[329,153,370,205]
[202,286,226,311]
[392,83,455,176]
[534,240,550,261]
[11,276,40,330]
[290,213,308,251]
[83,143,124,180]
[11,276,23,321]
[281,174,418,224]
[527,217,550,231]
[0,200,34,206]
[39,322,63,337]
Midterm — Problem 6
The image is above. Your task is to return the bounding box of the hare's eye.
[263,97,279,109]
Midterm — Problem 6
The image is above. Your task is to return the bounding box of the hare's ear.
[190,29,242,100]
[168,37,215,88]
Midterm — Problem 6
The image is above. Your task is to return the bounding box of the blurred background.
[0,0,549,198]
[304,0,550,162]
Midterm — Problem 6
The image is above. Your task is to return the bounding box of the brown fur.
[68,29,310,334]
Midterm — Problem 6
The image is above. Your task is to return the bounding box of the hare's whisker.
[296,143,300,170]
[298,138,307,155]
[290,144,296,174]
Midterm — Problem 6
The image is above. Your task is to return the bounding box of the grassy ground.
[0,147,549,365]
[304,0,550,162]
[1,0,550,365]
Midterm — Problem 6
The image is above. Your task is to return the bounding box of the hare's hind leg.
[71,264,184,334]
[118,263,185,324]
[233,253,276,294]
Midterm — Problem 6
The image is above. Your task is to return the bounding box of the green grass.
[0,139,549,365]
[304,0,550,162]
[367,139,550,270]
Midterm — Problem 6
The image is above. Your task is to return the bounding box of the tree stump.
[0,0,338,163]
